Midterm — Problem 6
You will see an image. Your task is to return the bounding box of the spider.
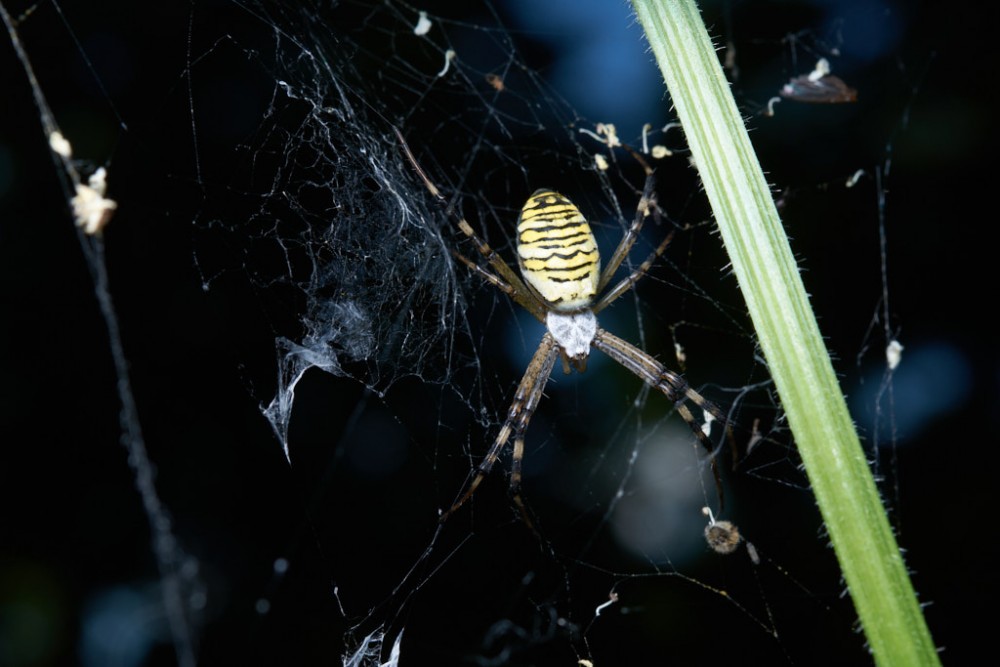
[395,129,728,524]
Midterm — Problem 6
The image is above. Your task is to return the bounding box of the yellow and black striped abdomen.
[517,189,600,310]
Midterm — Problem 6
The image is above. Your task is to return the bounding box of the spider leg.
[508,434,537,531]
[591,227,675,314]
[591,328,731,509]
[394,126,546,322]
[453,219,546,322]
[450,248,518,299]
[441,334,560,523]
[596,170,659,294]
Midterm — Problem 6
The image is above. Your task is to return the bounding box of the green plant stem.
[630,1,938,664]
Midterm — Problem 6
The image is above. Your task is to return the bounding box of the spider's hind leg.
[440,334,559,524]
[592,328,733,511]
[656,372,735,511]
[509,434,541,534]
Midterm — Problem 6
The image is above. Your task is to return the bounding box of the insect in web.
[395,129,729,524]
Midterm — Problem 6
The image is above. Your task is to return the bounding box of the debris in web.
[779,57,858,103]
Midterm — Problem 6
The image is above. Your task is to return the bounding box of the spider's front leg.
[441,334,559,523]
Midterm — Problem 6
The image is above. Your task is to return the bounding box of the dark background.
[1,0,995,665]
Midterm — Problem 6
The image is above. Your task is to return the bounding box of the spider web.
[1,0,971,665]
[182,6,774,660]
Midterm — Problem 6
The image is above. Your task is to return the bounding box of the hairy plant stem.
[630,1,939,664]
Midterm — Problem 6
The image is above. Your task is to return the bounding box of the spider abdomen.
[517,189,600,310]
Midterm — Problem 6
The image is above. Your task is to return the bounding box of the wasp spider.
[396,130,728,523]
